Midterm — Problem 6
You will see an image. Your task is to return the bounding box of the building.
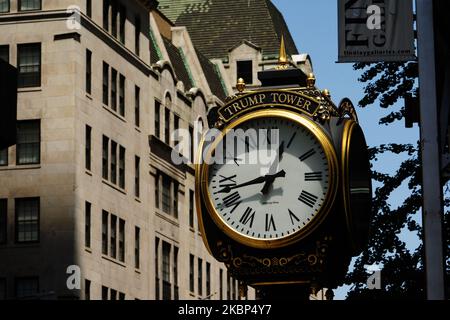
[158,0,313,90]
[0,0,301,300]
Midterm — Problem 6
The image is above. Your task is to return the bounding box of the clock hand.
[217,170,286,194]
[261,141,285,194]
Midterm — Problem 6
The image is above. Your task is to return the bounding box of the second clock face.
[206,113,334,245]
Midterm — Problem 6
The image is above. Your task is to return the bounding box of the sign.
[338,0,416,63]
[218,91,320,123]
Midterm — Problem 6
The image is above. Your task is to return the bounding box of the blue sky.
[272,0,420,299]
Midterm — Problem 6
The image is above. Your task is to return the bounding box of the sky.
[272,0,420,299]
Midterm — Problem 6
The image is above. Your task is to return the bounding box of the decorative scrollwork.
[222,237,331,278]
[338,98,359,123]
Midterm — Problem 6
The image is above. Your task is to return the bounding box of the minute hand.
[217,170,286,194]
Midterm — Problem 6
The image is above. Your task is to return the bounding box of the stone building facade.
[0,0,304,300]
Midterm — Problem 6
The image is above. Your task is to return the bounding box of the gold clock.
[197,109,338,249]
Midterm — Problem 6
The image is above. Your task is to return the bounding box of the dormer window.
[237,60,253,85]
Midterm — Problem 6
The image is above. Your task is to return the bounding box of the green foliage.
[343,62,430,299]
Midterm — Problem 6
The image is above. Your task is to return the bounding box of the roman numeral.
[298,191,318,208]
[219,175,237,188]
[265,214,276,232]
[221,192,241,213]
[299,149,316,162]
[288,209,300,225]
[239,207,255,228]
[305,172,323,181]
[287,131,297,149]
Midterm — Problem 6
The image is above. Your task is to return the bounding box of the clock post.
[195,41,372,300]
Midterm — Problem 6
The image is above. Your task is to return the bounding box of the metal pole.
[416,0,445,300]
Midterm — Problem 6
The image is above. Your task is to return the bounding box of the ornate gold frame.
[341,120,367,251]
[197,109,338,249]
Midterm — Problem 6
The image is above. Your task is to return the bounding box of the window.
[119,74,125,117]
[110,214,117,259]
[19,0,41,11]
[15,198,39,243]
[102,136,109,180]
[155,237,159,300]
[85,279,91,300]
[0,199,6,244]
[134,156,140,198]
[134,227,140,269]
[174,114,179,134]
[155,100,161,138]
[119,292,125,300]
[173,182,178,219]
[110,141,117,184]
[162,242,171,300]
[154,173,160,209]
[111,289,117,300]
[189,126,194,164]
[85,201,91,248]
[111,68,117,111]
[0,45,9,63]
[219,269,223,300]
[135,15,141,55]
[198,258,203,296]
[17,120,40,165]
[18,43,41,88]
[86,49,92,94]
[206,262,211,299]
[227,271,230,300]
[103,135,126,188]
[111,1,117,37]
[162,174,171,214]
[0,148,7,166]
[189,190,194,229]
[174,246,179,300]
[86,0,92,18]
[103,0,109,30]
[103,62,109,105]
[156,171,178,218]
[15,277,38,299]
[164,108,170,145]
[135,86,140,127]
[119,5,126,44]
[118,218,125,262]
[119,146,125,189]
[85,125,91,171]
[189,254,194,293]
[103,62,109,106]
[0,278,5,300]
[237,60,253,85]
[0,0,9,13]
[102,210,108,255]
[102,286,108,300]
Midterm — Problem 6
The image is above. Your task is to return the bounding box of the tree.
[343,61,449,299]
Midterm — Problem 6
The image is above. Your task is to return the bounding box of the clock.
[199,109,338,249]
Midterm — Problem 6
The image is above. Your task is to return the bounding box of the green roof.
[158,0,298,60]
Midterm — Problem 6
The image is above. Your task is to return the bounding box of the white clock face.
[206,115,332,243]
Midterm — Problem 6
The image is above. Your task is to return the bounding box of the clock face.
[203,111,337,248]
